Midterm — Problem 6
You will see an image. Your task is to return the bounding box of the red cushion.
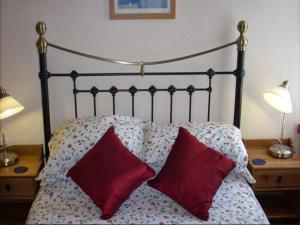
[148,127,235,221]
[67,126,155,219]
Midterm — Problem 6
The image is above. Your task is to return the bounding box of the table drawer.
[254,174,300,190]
[0,178,36,199]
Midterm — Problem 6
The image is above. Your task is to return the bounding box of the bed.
[28,172,267,224]
[27,20,269,224]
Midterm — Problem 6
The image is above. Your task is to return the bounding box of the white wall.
[1,0,299,150]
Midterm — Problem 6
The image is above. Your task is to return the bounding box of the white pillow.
[37,115,147,181]
[142,122,255,183]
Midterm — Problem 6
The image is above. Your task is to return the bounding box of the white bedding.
[27,172,268,224]
[27,115,269,224]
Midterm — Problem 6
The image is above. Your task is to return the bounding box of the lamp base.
[0,151,19,167]
[268,144,293,159]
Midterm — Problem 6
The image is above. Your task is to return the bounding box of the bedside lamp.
[0,87,24,166]
[263,80,293,158]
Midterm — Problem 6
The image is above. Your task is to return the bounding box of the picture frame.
[109,0,176,20]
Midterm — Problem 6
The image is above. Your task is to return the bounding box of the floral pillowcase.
[142,122,255,183]
[37,115,148,182]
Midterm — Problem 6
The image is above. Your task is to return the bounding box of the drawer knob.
[277,176,282,183]
[5,184,11,192]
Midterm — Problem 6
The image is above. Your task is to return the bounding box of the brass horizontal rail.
[48,41,237,66]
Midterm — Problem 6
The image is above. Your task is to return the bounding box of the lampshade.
[0,87,24,120]
[263,80,292,113]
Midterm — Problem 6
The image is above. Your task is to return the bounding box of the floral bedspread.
[27,172,269,224]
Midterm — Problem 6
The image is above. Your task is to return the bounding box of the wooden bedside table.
[0,145,43,224]
[244,139,300,224]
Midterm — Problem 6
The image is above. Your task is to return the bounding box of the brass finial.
[236,20,248,51]
[36,21,48,53]
[36,21,46,35]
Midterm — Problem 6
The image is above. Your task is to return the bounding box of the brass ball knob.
[237,20,248,34]
[36,21,46,35]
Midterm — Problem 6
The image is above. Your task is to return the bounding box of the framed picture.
[110,0,176,20]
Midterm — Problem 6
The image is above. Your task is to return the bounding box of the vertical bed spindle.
[149,85,157,122]
[71,71,79,118]
[129,86,137,117]
[91,87,98,116]
[110,86,118,115]
[168,85,176,123]
[207,69,215,122]
[187,85,195,122]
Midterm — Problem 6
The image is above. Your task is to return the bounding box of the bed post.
[234,20,248,128]
[36,21,51,160]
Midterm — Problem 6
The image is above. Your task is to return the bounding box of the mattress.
[26,173,269,224]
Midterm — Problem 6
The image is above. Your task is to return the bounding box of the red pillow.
[67,126,155,219]
[148,127,235,221]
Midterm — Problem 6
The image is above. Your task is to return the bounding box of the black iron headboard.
[36,20,248,160]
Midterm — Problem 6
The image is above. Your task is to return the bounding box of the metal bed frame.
[35,20,248,160]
